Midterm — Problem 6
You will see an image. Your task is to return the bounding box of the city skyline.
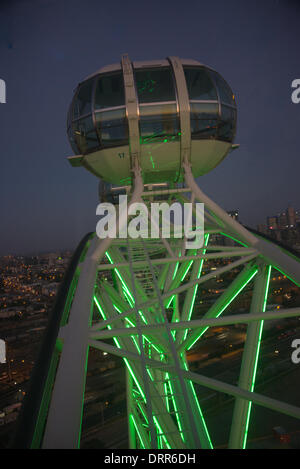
[0,0,300,255]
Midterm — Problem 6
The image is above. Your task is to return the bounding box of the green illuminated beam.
[165,372,185,442]
[181,357,213,449]
[126,370,136,449]
[219,231,248,248]
[163,246,182,308]
[164,250,196,308]
[228,264,271,449]
[273,265,300,288]
[177,234,210,344]
[130,414,148,449]
[105,250,155,326]
[106,250,149,326]
[180,263,258,353]
[158,262,170,289]
[101,281,131,312]
[105,252,135,305]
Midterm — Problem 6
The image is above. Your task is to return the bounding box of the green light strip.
[164,380,170,412]
[122,287,135,308]
[187,268,258,351]
[171,297,177,340]
[106,252,148,325]
[94,295,146,400]
[241,265,271,449]
[181,260,194,282]
[106,252,135,305]
[273,265,300,288]
[166,258,194,309]
[172,259,180,280]
[182,358,213,449]
[165,372,185,442]
[183,234,210,342]
[219,232,247,248]
[137,401,149,425]
[131,414,146,449]
[153,416,171,449]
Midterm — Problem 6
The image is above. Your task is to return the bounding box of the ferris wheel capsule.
[67,56,237,185]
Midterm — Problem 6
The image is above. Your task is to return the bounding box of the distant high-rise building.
[287,206,296,227]
[267,216,278,230]
[278,211,288,229]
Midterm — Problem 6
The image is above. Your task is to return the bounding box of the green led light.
[137,401,148,425]
[106,252,148,325]
[153,416,171,449]
[166,259,194,309]
[183,234,210,342]
[187,268,258,351]
[172,260,180,280]
[241,265,271,449]
[219,232,248,248]
[181,358,213,449]
[165,373,185,442]
[131,414,145,449]
[106,252,134,304]
[181,260,194,282]
[164,380,170,413]
[94,295,146,400]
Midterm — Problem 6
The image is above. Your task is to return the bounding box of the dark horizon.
[1,0,299,256]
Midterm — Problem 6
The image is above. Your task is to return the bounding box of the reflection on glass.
[94,73,125,110]
[190,102,218,139]
[73,115,99,153]
[184,67,217,101]
[95,108,128,147]
[210,71,235,106]
[139,103,179,143]
[190,102,218,119]
[73,79,94,119]
[135,68,176,103]
[191,119,218,139]
[218,105,236,142]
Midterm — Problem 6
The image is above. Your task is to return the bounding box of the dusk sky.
[0,0,299,255]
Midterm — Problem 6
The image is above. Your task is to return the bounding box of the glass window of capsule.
[67,65,237,155]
